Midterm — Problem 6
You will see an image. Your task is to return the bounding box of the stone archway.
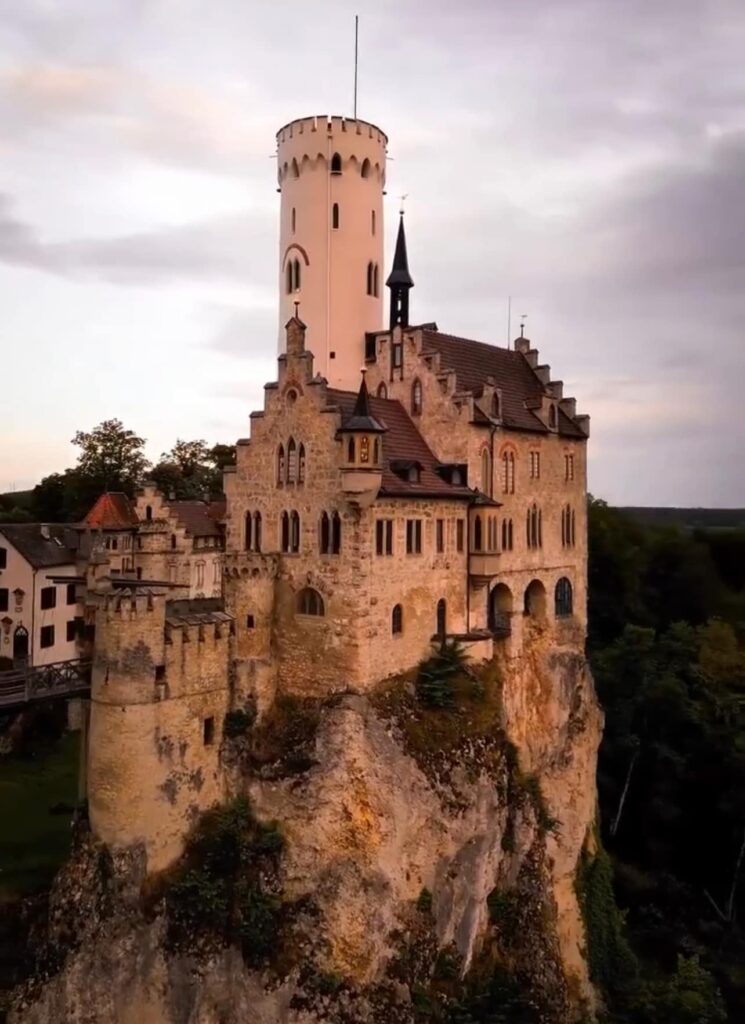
[523,579,547,620]
[488,583,513,635]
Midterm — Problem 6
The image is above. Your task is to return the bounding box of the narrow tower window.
[332,202,339,229]
[286,262,293,294]
[371,210,376,235]
[366,262,373,296]
[291,207,296,233]
[361,158,371,178]
[373,264,379,297]
[291,158,299,178]
[293,258,301,291]
[411,379,423,416]
[331,152,342,174]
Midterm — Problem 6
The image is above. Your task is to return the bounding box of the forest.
[587,499,745,1023]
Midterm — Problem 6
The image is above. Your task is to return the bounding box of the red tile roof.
[327,389,473,500]
[420,329,585,438]
[169,501,223,537]
[83,492,139,530]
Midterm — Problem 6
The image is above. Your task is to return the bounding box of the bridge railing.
[0,659,92,710]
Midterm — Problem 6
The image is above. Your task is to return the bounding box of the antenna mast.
[353,15,359,119]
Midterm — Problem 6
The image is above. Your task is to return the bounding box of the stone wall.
[87,590,229,872]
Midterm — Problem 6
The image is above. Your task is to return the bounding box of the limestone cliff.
[9,640,602,1024]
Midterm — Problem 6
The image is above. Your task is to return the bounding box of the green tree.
[71,419,149,495]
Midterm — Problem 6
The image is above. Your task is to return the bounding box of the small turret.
[339,371,386,509]
[386,211,414,330]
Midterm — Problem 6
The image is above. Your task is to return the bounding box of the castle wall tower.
[276,115,387,389]
[87,587,230,872]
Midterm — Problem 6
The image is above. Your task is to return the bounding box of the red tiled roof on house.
[420,329,585,438]
[169,501,223,537]
[327,389,473,500]
[83,492,140,530]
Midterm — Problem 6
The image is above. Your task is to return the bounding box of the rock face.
[9,641,602,1024]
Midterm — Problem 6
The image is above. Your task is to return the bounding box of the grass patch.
[0,732,79,899]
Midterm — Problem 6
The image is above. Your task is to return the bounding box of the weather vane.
[520,314,528,338]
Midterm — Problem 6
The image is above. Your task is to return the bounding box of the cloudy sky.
[2,0,744,505]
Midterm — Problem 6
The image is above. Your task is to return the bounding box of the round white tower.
[276,115,387,390]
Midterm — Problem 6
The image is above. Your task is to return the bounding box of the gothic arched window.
[298,587,325,616]
[298,444,306,484]
[555,577,573,617]
[481,448,491,493]
[244,511,252,551]
[319,511,330,554]
[293,258,301,291]
[366,261,373,296]
[377,382,387,399]
[332,202,339,229]
[332,512,342,554]
[361,158,371,178]
[253,511,262,552]
[290,511,300,553]
[347,436,356,463]
[392,604,403,635]
[474,514,483,552]
[411,378,423,416]
[373,263,379,297]
[286,262,293,294]
[287,437,297,483]
[277,444,285,485]
[331,152,342,174]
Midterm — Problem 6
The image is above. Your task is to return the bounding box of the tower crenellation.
[277,115,387,389]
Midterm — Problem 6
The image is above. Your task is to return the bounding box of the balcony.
[468,551,501,588]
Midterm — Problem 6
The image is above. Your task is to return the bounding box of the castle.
[84,114,590,872]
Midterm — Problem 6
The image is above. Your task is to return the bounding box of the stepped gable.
[83,492,139,529]
[421,328,585,437]
[169,500,223,537]
[327,388,473,499]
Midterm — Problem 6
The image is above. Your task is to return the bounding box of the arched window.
[508,519,513,550]
[293,258,301,291]
[170,534,177,550]
[524,579,547,618]
[377,382,387,399]
[373,437,380,464]
[549,404,557,428]
[527,504,541,549]
[502,451,515,494]
[319,511,330,554]
[555,577,573,617]
[366,261,373,296]
[332,202,339,229]
[145,505,152,521]
[244,512,252,551]
[290,511,300,553]
[298,587,324,616]
[491,392,501,419]
[291,158,299,178]
[347,436,356,463]
[411,378,423,415]
[489,584,513,634]
[331,152,342,174]
[286,262,293,294]
[253,511,262,552]
[392,603,403,635]
[371,210,376,235]
[331,511,342,554]
[474,514,483,552]
[277,444,285,484]
[481,448,491,493]
[436,598,447,638]
[571,508,576,546]
[373,263,379,297]
[287,437,297,483]
[361,158,371,178]
[291,207,296,233]
[280,510,289,552]
[298,444,306,484]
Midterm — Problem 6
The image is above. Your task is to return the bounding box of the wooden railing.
[0,659,91,710]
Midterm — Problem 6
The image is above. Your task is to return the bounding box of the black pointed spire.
[386,212,414,330]
[342,371,386,434]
